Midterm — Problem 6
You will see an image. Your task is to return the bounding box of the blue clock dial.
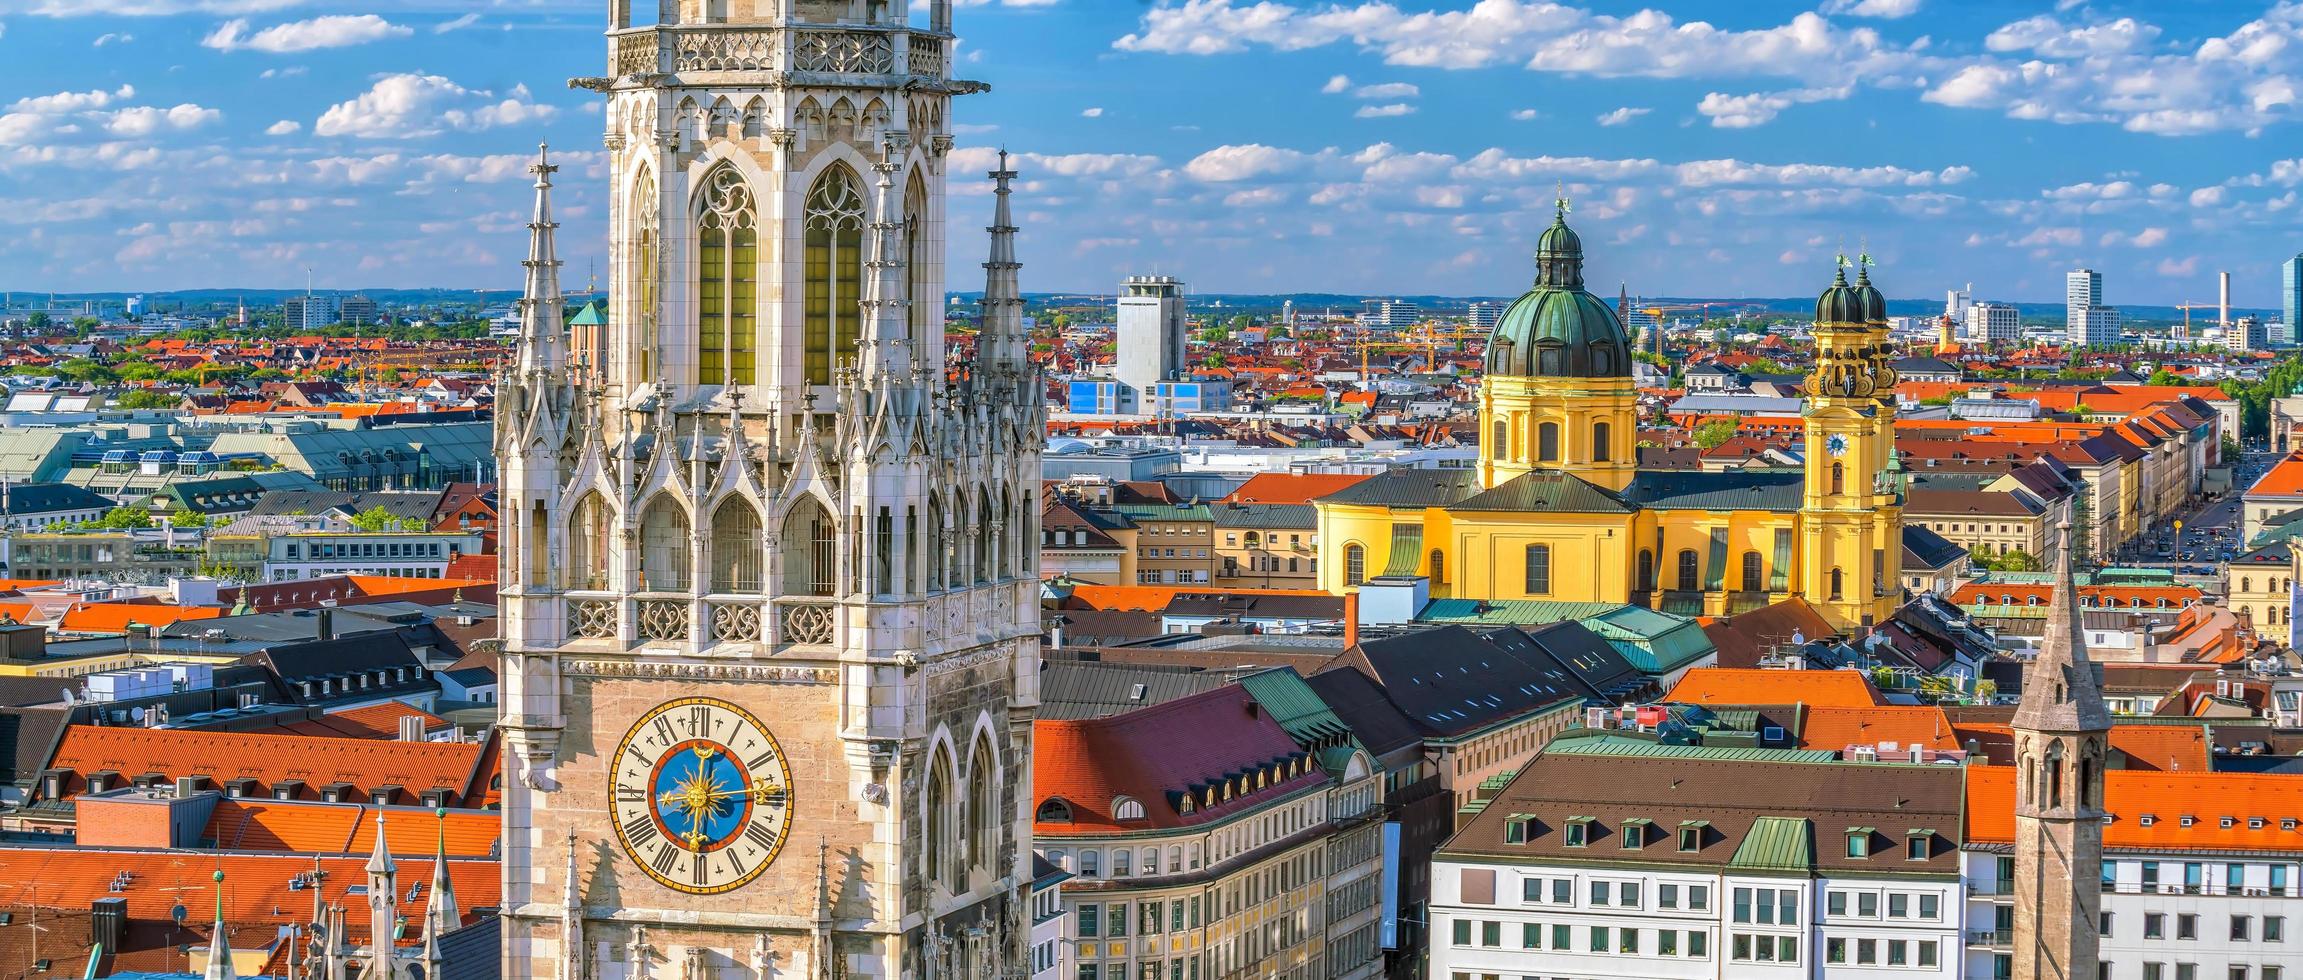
[612,697,792,894]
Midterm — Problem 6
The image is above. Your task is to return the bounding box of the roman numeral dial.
[610,696,794,895]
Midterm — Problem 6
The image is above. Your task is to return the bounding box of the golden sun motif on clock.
[611,697,793,894]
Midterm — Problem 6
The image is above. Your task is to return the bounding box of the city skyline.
[0,0,2299,305]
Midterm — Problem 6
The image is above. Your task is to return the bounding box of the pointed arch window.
[905,170,931,357]
[638,497,691,592]
[926,749,956,891]
[783,498,837,597]
[709,498,764,593]
[969,735,999,870]
[697,167,758,385]
[632,169,660,385]
[565,493,612,591]
[977,495,995,584]
[803,165,867,385]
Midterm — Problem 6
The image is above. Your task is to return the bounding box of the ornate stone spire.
[860,161,911,381]
[978,150,1026,378]
[2015,521,2112,735]
[561,829,587,980]
[365,810,398,980]
[518,143,568,377]
[204,871,237,980]
[424,808,459,938]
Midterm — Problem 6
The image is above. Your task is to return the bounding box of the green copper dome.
[1853,260,1887,323]
[1815,263,1867,325]
[1486,203,1631,379]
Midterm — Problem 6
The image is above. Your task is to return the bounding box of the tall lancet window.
[633,169,660,385]
[566,493,612,591]
[905,171,931,357]
[638,496,691,592]
[697,167,758,386]
[709,498,764,593]
[803,165,866,385]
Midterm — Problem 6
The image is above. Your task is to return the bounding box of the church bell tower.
[1798,256,1903,629]
[497,2,1045,979]
[2010,522,2110,980]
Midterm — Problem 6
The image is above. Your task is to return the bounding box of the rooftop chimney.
[316,607,333,642]
[398,715,424,742]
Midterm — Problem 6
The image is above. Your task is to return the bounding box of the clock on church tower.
[492,2,1045,979]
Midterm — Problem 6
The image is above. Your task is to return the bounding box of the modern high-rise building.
[339,294,379,326]
[1467,301,1504,330]
[497,4,1044,980]
[284,294,342,330]
[1944,283,1972,324]
[2283,253,2302,343]
[1361,298,1420,329]
[1967,302,2019,344]
[2064,269,2120,347]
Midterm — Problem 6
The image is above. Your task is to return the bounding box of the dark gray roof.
[1303,667,1426,758]
[0,483,113,516]
[1316,469,1484,508]
[1446,471,1634,514]
[1901,524,1968,571]
[1210,502,1319,529]
[1164,592,1344,619]
[436,916,501,980]
[248,489,442,522]
[1891,356,1960,374]
[1037,661,1236,720]
[1624,470,1805,512]
[1327,624,1596,739]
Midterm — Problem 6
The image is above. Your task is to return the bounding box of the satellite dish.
[170,903,187,927]
[131,707,147,723]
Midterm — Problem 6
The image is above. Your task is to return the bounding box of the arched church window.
[709,497,764,593]
[696,166,758,385]
[1345,544,1366,586]
[1830,462,1844,495]
[1676,549,1699,591]
[803,164,867,385]
[1741,552,1763,592]
[926,748,957,891]
[783,497,837,597]
[977,495,995,584]
[1636,550,1654,592]
[1829,567,1844,601]
[2046,740,2065,810]
[1593,421,1612,462]
[970,734,998,869]
[1428,548,1445,586]
[565,492,612,591]
[926,493,948,591]
[1538,422,1560,462]
[638,496,691,591]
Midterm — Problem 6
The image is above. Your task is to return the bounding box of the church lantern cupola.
[1476,193,1638,492]
[1485,199,1632,381]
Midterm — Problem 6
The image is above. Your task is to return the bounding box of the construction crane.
[2173,302,2223,343]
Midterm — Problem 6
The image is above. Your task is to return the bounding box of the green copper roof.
[1414,599,1715,673]
[1485,204,1630,379]
[1546,734,1839,764]
[569,301,606,326]
[1237,668,1355,745]
[1729,816,1815,875]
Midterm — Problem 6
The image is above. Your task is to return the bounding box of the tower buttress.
[2010,521,2110,980]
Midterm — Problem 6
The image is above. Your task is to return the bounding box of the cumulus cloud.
[314,74,558,139]
[1696,84,1852,127]
[1510,108,1540,120]
[265,119,301,135]
[1080,106,1104,118]
[0,0,300,14]
[102,104,220,136]
[1595,106,1650,126]
[1352,81,1419,99]
[10,85,134,114]
[203,14,410,53]
[2157,256,2200,277]
[1320,74,1351,94]
[1821,0,1921,18]
[1183,143,1306,182]
[2190,186,2228,207]
[1356,103,1415,118]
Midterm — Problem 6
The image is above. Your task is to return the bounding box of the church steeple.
[203,871,237,980]
[860,161,912,382]
[424,809,459,938]
[517,143,567,377]
[977,151,1027,379]
[2010,521,2109,980]
[364,811,399,980]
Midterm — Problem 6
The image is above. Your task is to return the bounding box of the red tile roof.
[1222,472,1373,504]
[1796,705,1960,752]
[1034,685,1323,835]
[204,799,500,856]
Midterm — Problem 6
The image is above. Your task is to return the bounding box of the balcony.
[607,25,949,79]
[1967,928,2013,947]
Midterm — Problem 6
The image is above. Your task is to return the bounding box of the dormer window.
[2140,814,2156,827]
[2179,815,2196,828]
[1904,829,1932,861]
[1504,814,1533,845]
[1620,818,1650,850]
[2220,816,2236,829]
[1035,798,1074,824]
[1563,817,1594,848]
[2248,817,2265,830]
[1113,796,1146,821]
[1846,827,1874,859]
[1678,821,1708,852]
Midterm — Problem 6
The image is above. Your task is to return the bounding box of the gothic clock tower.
[496,2,1043,978]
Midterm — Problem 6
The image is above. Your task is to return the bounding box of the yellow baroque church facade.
[1315,204,1905,631]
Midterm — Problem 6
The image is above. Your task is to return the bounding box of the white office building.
[1946,283,1973,324]
[1967,302,2020,343]
[1115,275,1189,413]
[1467,302,1504,330]
[1362,299,1420,329]
[2066,269,2122,347]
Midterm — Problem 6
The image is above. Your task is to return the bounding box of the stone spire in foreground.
[516,143,567,377]
[2010,520,2109,980]
[204,871,237,980]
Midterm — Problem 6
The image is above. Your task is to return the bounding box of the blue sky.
[0,0,2300,305]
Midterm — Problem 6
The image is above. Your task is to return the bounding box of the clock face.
[611,697,793,895]
[1826,434,1850,457]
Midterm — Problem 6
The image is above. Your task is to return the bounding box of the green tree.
[1203,352,1227,368]
[1979,547,2042,573]
[1692,418,1739,449]
[83,506,154,530]
[114,389,179,410]
[25,312,50,333]
[2147,368,2184,386]
[170,510,213,529]
[1265,325,1291,340]
[55,358,114,384]
[69,316,100,336]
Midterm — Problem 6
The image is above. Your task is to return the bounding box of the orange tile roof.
[1223,472,1374,504]
[1957,723,2211,772]
[1948,583,2202,608]
[48,726,493,806]
[204,799,499,856]
[2247,450,2303,497]
[1796,705,1959,752]
[1965,766,2303,851]
[0,847,497,943]
[55,603,224,634]
[322,702,450,739]
[1060,584,1333,612]
[0,579,63,593]
[1662,667,1885,707]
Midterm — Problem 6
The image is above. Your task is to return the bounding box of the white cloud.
[434,12,480,34]
[1696,84,1851,127]
[1595,106,1650,126]
[2157,255,2200,277]
[1080,106,1104,118]
[1320,74,1351,94]
[11,85,133,114]
[1353,81,1419,99]
[1986,14,2160,58]
[1510,108,1540,120]
[1183,144,1306,182]
[100,104,220,137]
[0,0,300,14]
[314,74,558,139]
[2190,186,2228,207]
[92,32,132,46]
[1821,0,1921,18]
[1356,103,1415,118]
[265,119,301,136]
[203,14,410,54]
[2099,226,2168,247]
[2041,180,2135,200]
[949,146,1162,178]
[259,66,307,80]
